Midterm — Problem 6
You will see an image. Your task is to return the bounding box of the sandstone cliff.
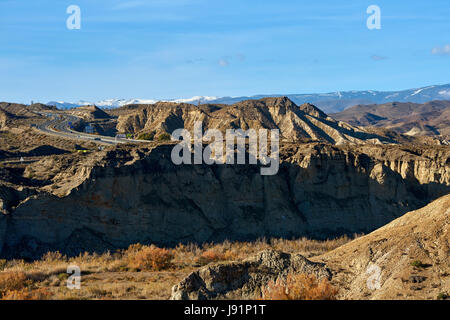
[0,143,448,259]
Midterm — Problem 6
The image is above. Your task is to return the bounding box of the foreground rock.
[317,194,450,300]
[171,249,331,300]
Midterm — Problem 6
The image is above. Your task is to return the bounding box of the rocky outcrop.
[0,110,7,129]
[0,143,448,259]
[69,105,111,120]
[170,249,331,300]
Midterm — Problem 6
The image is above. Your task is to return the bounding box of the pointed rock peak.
[233,96,297,109]
[261,96,297,108]
[77,104,102,111]
[298,103,328,118]
[73,105,111,119]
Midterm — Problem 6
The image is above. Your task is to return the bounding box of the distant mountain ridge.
[210,84,450,113]
[46,83,450,114]
[48,96,218,110]
[332,100,450,137]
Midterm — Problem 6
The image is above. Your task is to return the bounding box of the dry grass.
[0,271,51,300]
[1,288,51,300]
[173,235,356,267]
[262,273,338,300]
[0,272,28,295]
[0,236,355,300]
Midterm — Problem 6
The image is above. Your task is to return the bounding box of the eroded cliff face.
[114,98,394,145]
[0,143,449,259]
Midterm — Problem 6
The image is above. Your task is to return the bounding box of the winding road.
[34,112,145,145]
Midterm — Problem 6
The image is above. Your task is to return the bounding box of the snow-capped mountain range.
[48,96,219,110]
[47,83,450,114]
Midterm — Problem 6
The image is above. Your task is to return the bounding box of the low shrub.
[195,249,225,265]
[262,273,338,300]
[41,251,66,263]
[1,288,51,300]
[137,132,155,141]
[157,133,171,142]
[128,245,174,271]
[410,260,426,268]
[437,292,448,300]
[0,259,7,271]
[0,272,28,297]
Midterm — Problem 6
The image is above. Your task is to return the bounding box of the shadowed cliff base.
[1,141,449,260]
[0,142,449,260]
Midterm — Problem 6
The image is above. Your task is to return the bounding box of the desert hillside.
[110,97,395,145]
[332,100,450,137]
[69,105,111,121]
[317,194,450,300]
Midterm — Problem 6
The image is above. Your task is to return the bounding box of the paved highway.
[34,112,146,145]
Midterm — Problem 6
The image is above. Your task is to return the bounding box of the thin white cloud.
[217,54,246,67]
[218,59,229,67]
[371,55,388,61]
[185,58,206,64]
[432,44,450,56]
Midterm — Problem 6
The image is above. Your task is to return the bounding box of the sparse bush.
[262,273,338,300]
[126,243,144,253]
[0,259,7,271]
[437,292,448,300]
[87,286,109,298]
[195,248,226,265]
[41,251,66,263]
[0,272,28,297]
[223,249,237,261]
[128,245,174,271]
[157,133,171,142]
[137,132,155,141]
[1,288,51,300]
[57,273,69,282]
[411,260,426,268]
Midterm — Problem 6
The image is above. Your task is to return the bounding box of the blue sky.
[0,0,449,103]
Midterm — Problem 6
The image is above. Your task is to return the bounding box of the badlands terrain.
[332,100,450,137]
[0,97,448,300]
